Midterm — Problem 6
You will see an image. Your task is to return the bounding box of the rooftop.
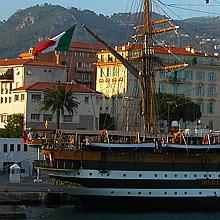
[13,82,97,94]
[98,43,215,57]
[0,59,65,67]
[71,42,105,51]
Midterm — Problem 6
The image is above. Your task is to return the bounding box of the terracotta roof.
[13,82,97,94]
[0,59,65,67]
[98,44,214,57]
[71,42,105,50]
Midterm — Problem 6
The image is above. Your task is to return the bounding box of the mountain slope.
[0,4,219,59]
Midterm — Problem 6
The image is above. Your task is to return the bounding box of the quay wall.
[0,191,76,204]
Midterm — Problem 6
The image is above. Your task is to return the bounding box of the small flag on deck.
[33,24,76,56]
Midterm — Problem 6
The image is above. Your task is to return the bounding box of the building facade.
[0,59,67,128]
[12,82,100,130]
[20,42,105,90]
[96,44,220,131]
[0,138,39,177]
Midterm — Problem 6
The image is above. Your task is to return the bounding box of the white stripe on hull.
[89,142,155,148]
[63,188,220,198]
[51,169,220,180]
[165,143,220,150]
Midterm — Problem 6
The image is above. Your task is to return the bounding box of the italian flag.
[33,24,76,56]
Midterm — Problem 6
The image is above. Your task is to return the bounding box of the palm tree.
[40,84,79,129]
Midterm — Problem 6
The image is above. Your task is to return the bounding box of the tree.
[40,84,79,129]
[157,93,202,125]
[4,113,24,138]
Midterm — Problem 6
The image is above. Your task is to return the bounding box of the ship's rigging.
[82,0,187,137]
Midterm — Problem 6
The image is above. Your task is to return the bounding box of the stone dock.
[0,175,76,204]
[0,175,76,218]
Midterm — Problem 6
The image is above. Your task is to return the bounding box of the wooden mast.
[141,0,157,136]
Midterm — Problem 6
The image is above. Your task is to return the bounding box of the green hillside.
[0,4,219,59]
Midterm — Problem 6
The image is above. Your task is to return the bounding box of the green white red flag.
[33,24,76,56]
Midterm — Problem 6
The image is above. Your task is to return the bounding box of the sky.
[1,0,220,21]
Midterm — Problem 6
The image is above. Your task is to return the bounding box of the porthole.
[218,174,220,178]
[89,173,92,176]
[184,174,187,178]
[184,192,187,195]
[209,174,211,178]
[138,192,141,195]
[111,191,114,194]
[123,174,126,177]
[107,173,110,176]
[199,192,202,195]
[155,174,158,177]
[149,192,152,195]
[174,174,177,178]
[164,192,167,195]
[194,174,197,178]
[214,192,217,195]
[174,192,177,195]
[128,192,131,195]
[77,172,80,175]
[139,174,142,177]
[164,174,168,177]
[204,174,207,178]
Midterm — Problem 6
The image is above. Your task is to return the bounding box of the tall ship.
[33,0,220,205]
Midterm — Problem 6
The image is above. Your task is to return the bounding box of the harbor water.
[17,205,220,220]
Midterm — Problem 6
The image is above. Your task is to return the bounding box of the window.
[197,102,205,113]
[31,94,41,102]
[112,67,118,77]
[63,115,73,122]
[43,114,53,122]
[106,68,110,77]
[85,97,89,104]
[0,114,7,122]
[100,68,104,77]
[5,97,7,103]
[208,72,216,81]
[77,62,83,68]
[9,97,11,103]
[173,84,178,95]
[3,144,7,152]
[195,87,204,96]
[183,71,193,80]
[207,102,214,114]
[184,85,191,96]
[196,72,205,81]
[10,83,12,93]
[208,121,213,130]
[24,144,28,152]
[14,95,19,102]
[31,114,40,121]
[10,144,14,152]
[1,97,3,103]
[21,94,25,101]
[208,87,216,97]
[17,144,21,152]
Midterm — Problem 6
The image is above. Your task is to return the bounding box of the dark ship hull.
[35,145,220,203]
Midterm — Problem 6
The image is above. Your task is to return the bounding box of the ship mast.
[141,0,157,136]
[82,0,187,137]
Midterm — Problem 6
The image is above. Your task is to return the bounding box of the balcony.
[0,69,14,82]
